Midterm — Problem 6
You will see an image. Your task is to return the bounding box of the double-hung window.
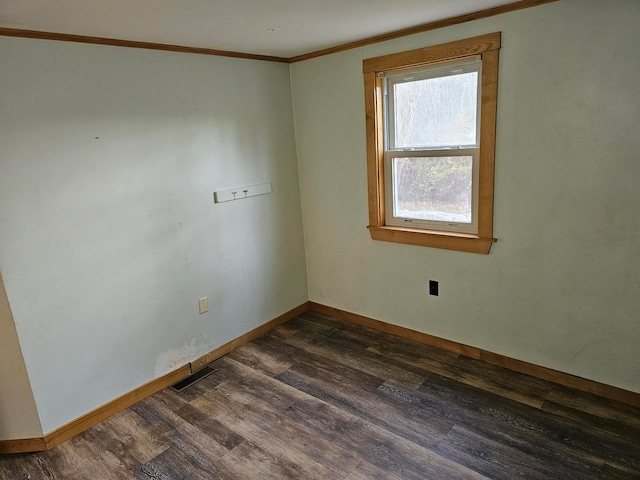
[363,33,501,254]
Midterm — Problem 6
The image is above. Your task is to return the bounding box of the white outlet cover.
[198,297,208,314]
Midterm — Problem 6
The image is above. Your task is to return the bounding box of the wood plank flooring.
[2,311,639,479]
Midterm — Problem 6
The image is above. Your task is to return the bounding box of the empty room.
[1,0,639,478]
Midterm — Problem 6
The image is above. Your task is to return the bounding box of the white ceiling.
[1,0,518,58]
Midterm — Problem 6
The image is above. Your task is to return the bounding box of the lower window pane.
[393,156,473,224]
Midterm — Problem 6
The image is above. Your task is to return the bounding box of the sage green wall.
[0,37,308,434]
[291,0,640,393]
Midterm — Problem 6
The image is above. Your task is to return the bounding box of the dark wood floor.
[2,311,640,479]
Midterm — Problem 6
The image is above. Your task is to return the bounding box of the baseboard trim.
[190,302,310,371]
[46,302,310,450]
[1,366,192,454]
[19,300,635,452]
[2,302,310,454]
[44,364,191,450]
[0,437,47,454]
[309,302,640,408]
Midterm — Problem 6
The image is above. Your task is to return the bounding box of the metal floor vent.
[171,366,217,391]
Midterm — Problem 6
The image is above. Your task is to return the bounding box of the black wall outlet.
[429,280,439,296]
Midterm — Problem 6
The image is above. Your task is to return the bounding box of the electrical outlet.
[429,280,439,296]
[198,297,208,314]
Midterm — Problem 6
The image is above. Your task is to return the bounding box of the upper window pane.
[391,69,479,149]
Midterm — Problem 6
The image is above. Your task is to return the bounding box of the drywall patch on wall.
[0,274,43,440]
[154,337,213,377]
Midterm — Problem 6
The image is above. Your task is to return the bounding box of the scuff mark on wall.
[569,340,601,363]
[154,337,213,377]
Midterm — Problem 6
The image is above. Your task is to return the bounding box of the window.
[363,33,500,254]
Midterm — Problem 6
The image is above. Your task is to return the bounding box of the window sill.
[367,225,496,254]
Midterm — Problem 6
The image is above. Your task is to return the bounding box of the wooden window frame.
[363,32,501,254]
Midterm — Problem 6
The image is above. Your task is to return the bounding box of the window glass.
[384,59,481,234]
[392,156,473,224]
[391,71,479,149]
